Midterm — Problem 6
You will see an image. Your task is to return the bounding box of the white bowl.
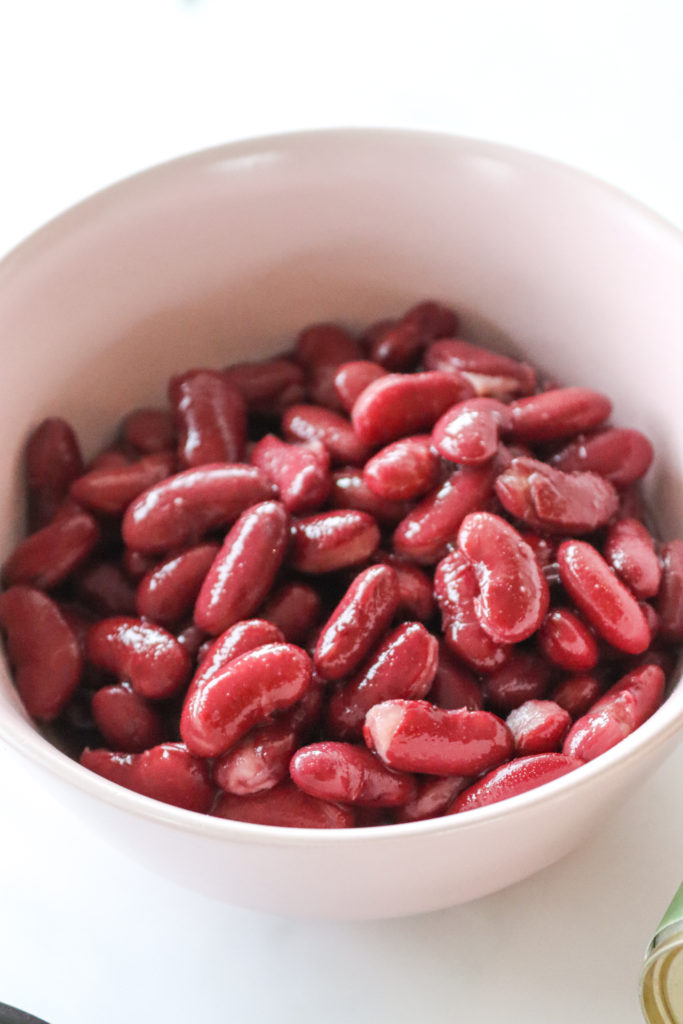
[1,129,682,920]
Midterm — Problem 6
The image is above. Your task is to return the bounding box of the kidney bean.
[180,642,313,757]
[170,369,246,467]
[379,554,435,622]
[363,435,440,501]
[81,742,214,812]
[557,540,651,654]
[194,501,289,635]
[402,299,460,340]
[432,398,513,465]
[258,582,321,644]
[25,417,84,529]
[333,361,388,412]
[314,564,399,680]
[508,388,612,443]
[91,683,164,752]
[451,752,582,813]
[551,428,654,487]
[394,775,468,823]
[656,540,683,642]
[364,699,513,776]
[330,468,410,525]
[87,617,191,699]
[213,685,322,795]
[136,543,219,627]
[291,742,417,807]
[506,700,572,755]
[480,650,551,712]
[458,512,550,644]
[549,674,603,719]
[295,322,361,370]
[213,780,354,828]
[122,408,175,455]
[370,321,426,371]
[604,518,661,600]
[427,641,483,710]
[0,585,82,719]
[250,434,331,514]
[282,404,370,466]
[563,664,665,762]
[434,550,511,671]
[393,463,497,565]
[70,452,175,517]
[495,457,619,534]
[537,608,599,672]
[3,510,99,590]
[191,618,284,691]
[289,509,380,574]
[424,339,536,397]
[76,562,138,616]
[224,358,306,415]
[352,371,475,447]
[325,622,438,740]
[122,464,273,554]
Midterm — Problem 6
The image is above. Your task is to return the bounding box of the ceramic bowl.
[1,129,682,920]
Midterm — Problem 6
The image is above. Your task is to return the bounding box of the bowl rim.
[1,125,683,846]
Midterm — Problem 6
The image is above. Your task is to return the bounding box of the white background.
[1,2,682,1022]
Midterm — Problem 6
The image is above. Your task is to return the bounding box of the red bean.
[563,664,665,762]
[190,618,285,698]
[537,608,599,672]
[294,322,361,371]
[81,743,214,813]
[604,518,661,600]
[379,554,435,622]
[25,417,84,529]
[213,686,322,795]
[3,511,99,590]
[170,369,246,467]
[224,358,305,415]
[552,428,654,487]
[76,562,138,617]
[508,388,612,443]
[289,509,380,574]
[194,501,290,635]
[480,650,551,713]
[0,585,82,719]
[458,512,550,644]
[333,361,388,412]
[258,582,321,644]
[506,700,572,755]
[70,452,175,516]
[212,780,354,828]
[402,300,460,340]
[122,464,273,554]
[427,641,483,710]
[557,540,651,654]
[250,434,331,513]
[495,457,619,534]
[451,753,582,813]
[87,617,192,699]
[122,408,176,455]
[393,463,497,565]
[432,398,512,465]
[291,742,417,807]
[282,404,370,466]
[91,683,164,752]
[363,435,440,501]
[136,543,219,627]
[325,622,438,740]
[434,550,512,671]
[352,371,475,447]
[656,540,683,642]
[180,642,313,757]
[364,699,514,776]
[370,321,425,371]
[394,775,468,823]
[549,674,603,719]
[424,339,536,397]
[314,564,399,680]
[330,468,410,525]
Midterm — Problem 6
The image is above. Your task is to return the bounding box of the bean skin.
[291,742,417,807]
[212,781,355,828]
[450,753,583,813]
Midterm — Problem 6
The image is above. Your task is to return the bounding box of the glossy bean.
[605,518,661,600]
[333,361,388,412]
[250,434,331,513]
[506,699,572,755]
[434,550,512,671]
[352,371,475,447]
[424,338,536,397]
[282,404,370,466]
[87,616,192,699]
[656,540,683,642]
[136,543,219,627]
[91,683,164,752]
[552,428,654,487]
[289,510,380,574]
[508,387,612,443]
[330,468,411,525]
[432,398,512,465]
[537,608,599,672]
[451,753,582,812]
[81,743,214,813]
[3,511,99,590]
[212,780,354,828]
[122,408,175,455]
[25,417,84,529]
[224,357,305,415]
[291,742,417,807]
[70,452,175,517]
[363,435,440,501]
[170,368,246,467]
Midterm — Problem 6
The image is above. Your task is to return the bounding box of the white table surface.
[1,2,682,1022]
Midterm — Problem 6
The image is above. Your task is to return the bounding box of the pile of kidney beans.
[1,299,681,829]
